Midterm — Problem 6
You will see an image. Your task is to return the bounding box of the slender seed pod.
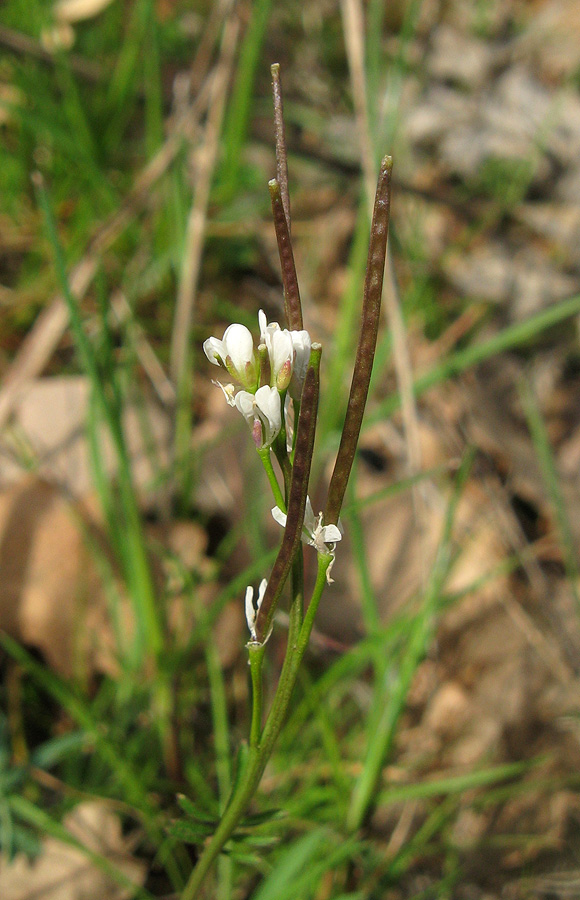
[271,63,291,233]
[324,156,393,526]
[269,178,303,331]
[255,346,321,643]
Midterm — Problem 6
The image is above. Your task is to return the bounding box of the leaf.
[166,819,215,845]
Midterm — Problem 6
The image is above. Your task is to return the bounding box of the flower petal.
[245,578,270,643]
[289,330,311,398]
[245,585,256,637]
[235,386,281,448]
[212,380,236,406]
[321,524,342,543]
[254,385,282,447]
[303,496,317,535]
[203,336,225,366]
[222,323,254,374]
[271,506,288,527]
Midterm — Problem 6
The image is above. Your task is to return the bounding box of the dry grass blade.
[110,292,175,407]
[169,10,239,386]
[188,0,235,93]
[0,23,103,82]
[0,26,224,430]
[340,0,427,533]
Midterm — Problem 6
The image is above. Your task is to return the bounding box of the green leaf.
[167,818,216,844]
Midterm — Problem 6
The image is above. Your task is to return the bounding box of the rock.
[515,0,580,81]
[427,26,494,89]
[517,203,580,266]
[443,243,577,318]
[0,376,170,504]
[424,681,470,738]
[556,164,580,203]
[509,252,578,321]
[404,87,476,148]
[443,244,514,303]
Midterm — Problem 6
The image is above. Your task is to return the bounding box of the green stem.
[248,642,266,748]
[258,447,286,511]
[180,552,331,898]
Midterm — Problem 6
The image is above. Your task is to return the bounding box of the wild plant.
[182,64,393,896]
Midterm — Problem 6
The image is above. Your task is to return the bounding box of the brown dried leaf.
[0,802,146,900]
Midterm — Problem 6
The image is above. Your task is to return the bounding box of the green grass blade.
[377,759,533,806]
[253,827,360,900]
[346,450,475,833]
[35,176,163,666]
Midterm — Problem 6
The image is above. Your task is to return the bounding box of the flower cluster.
[203,311,310,450]
[204,311,342,644]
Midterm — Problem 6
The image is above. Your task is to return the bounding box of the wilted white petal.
[320,524,342,543]
[271,506,287,528]
[245,578,269,642]
[303,496,317,535]
[212,380,236,406]
[309,511,343,554]
[271,496,339,556]
[245,585,256,637]
[55,0,114,24]
[325,554,336,584]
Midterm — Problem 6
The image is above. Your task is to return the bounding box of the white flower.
[258,310,295,391]
[289,329,311,399]
[203,323,258,391]
[271,497,342,582]
[245,578,270,642]
[235,385,281,448]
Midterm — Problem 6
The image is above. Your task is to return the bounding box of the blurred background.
[1,0,580,897]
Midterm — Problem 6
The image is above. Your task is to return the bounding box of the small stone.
[428,26,494,89]
[443,244,513,303]
[404,86,475,147]
[424,681,470,738]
